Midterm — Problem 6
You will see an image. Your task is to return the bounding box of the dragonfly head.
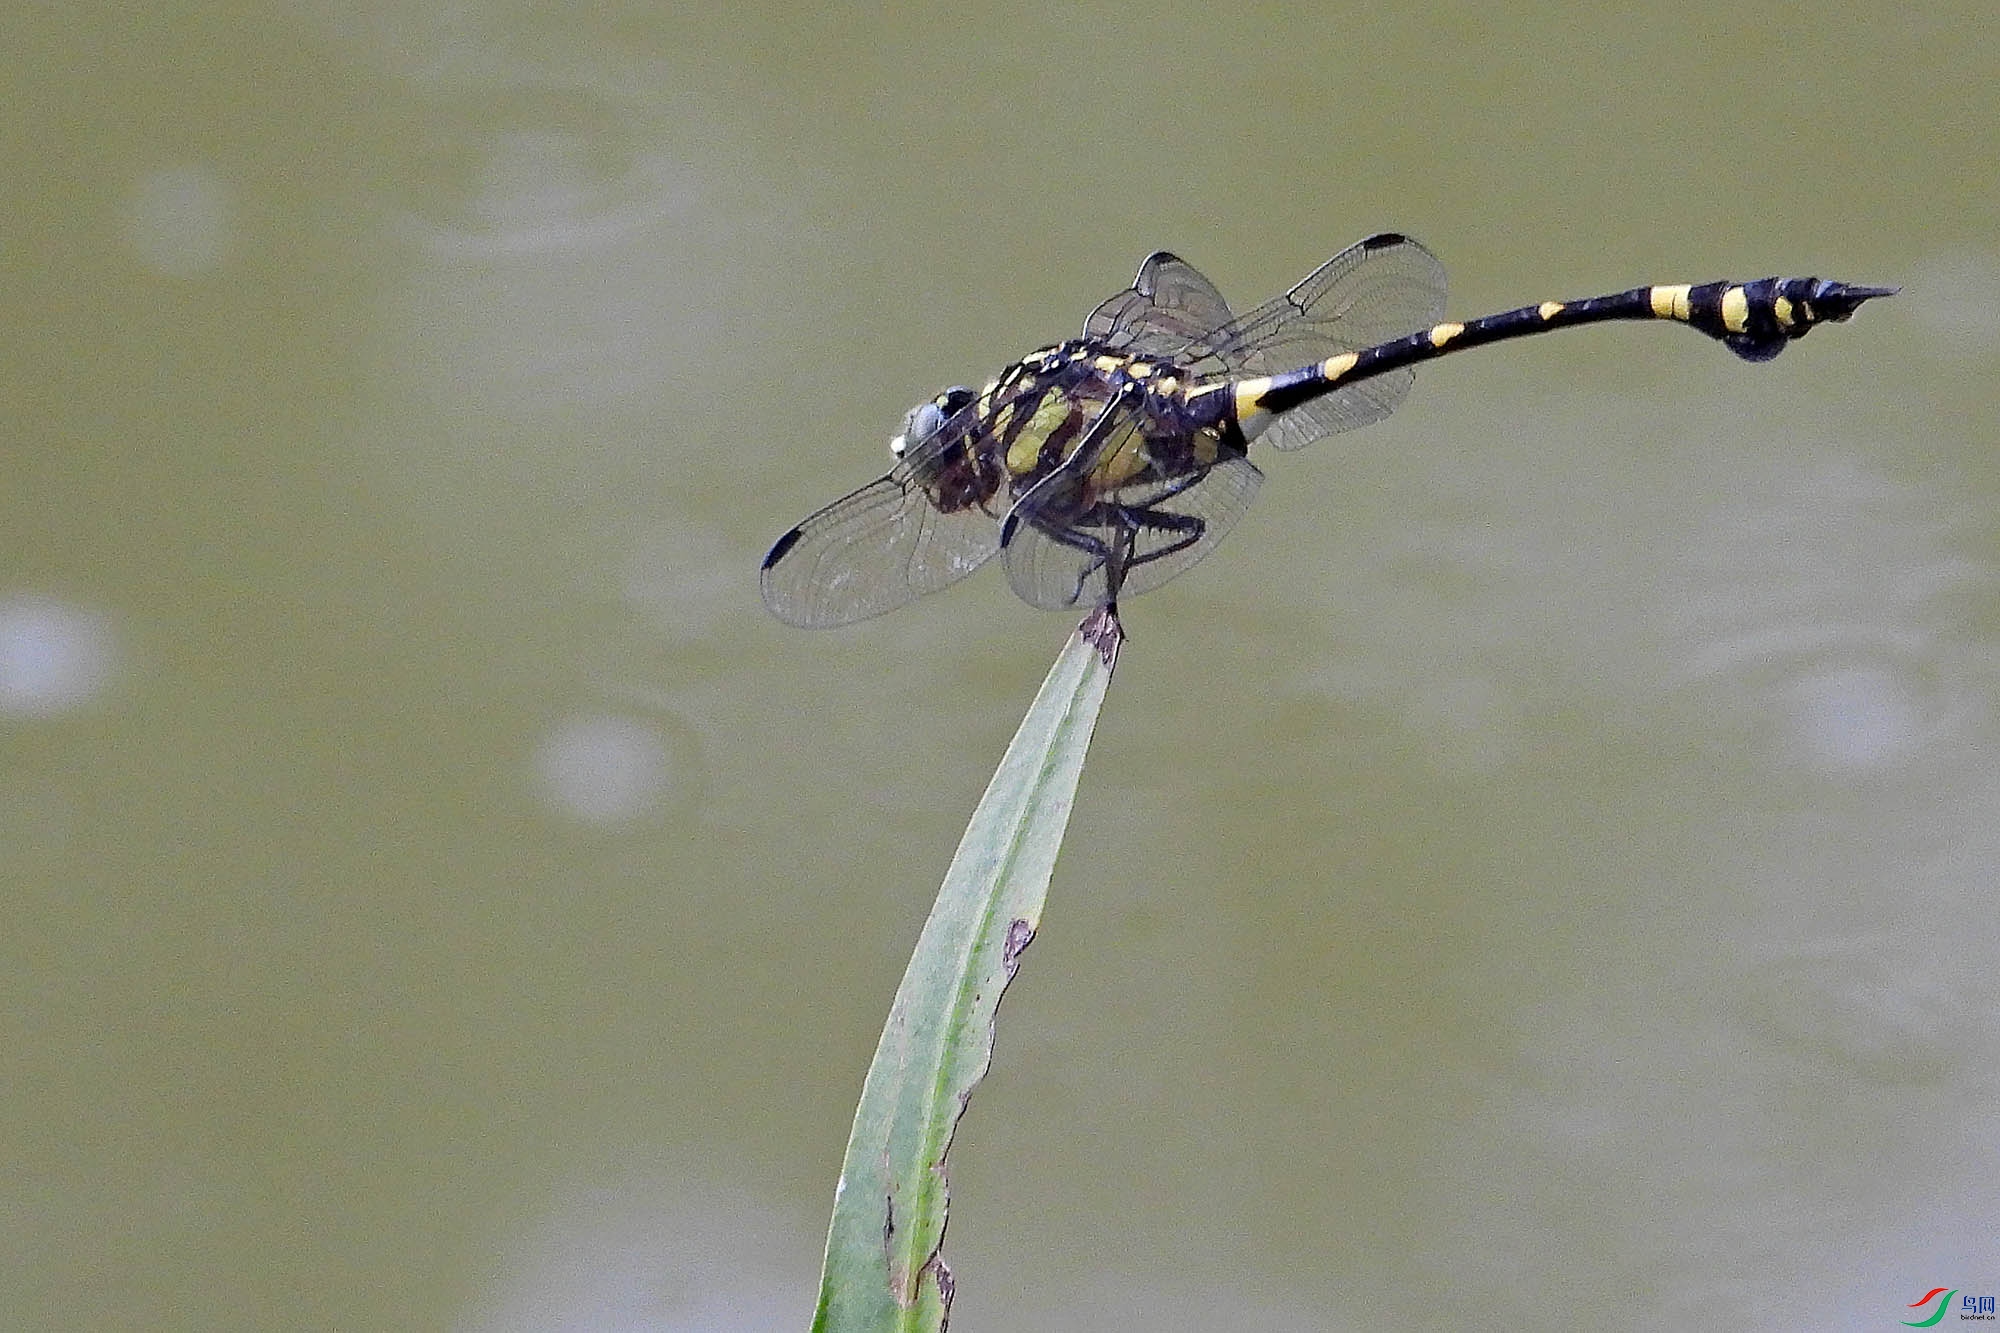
[890,386,976,459]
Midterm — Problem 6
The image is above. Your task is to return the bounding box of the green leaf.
[811,607,1123,1332]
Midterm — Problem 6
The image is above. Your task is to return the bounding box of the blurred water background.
[3,4,1996,1329]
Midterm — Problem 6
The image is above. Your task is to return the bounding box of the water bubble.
[0,595,116,717]
[533,712,673,826]
[124,164,236,278]
[1782,664,1924,772]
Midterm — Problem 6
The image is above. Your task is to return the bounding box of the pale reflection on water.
[123,163,238,280]
[382,107,738,414]
[460,1168,1349,1333]
[463,1174,812,1332]
[0,595,118,717]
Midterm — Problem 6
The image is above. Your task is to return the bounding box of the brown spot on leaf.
[1003,918,1036,970]
[921,1251,957,1326]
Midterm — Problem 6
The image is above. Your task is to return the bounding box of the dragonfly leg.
[1010,507,1116,606]
[1052,500,1205,603]
[1098,460,1212,578]
[1110,503,1205,572]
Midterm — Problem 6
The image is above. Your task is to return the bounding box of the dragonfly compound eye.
[889,386,974,459]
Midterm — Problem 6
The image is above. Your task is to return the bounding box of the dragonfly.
[760,234,1893,629]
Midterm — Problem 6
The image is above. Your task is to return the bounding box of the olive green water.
[4,4,1996,1329]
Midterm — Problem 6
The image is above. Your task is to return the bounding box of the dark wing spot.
[762,526,805,570]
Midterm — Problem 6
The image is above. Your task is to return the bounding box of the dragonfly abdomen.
[1228,274,1896,441]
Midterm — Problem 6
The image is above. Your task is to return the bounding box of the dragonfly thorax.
[974,344,1215,492]
[893,343,1238,533]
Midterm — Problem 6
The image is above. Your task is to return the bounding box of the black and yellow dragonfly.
[760,234,1892,628]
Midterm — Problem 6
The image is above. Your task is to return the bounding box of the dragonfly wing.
[760,472,1001,628]
[1082,251,1239,362]
[1108,454,1265,600]
[1202,234,1449,449]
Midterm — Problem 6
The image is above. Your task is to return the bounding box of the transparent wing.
[1201,233,1448,450]
[760,472,1003,628]
[1082,251,1240,362]
[1208,234,1448,371]
[1107,454,1265,601]
[762,371,1101,627]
